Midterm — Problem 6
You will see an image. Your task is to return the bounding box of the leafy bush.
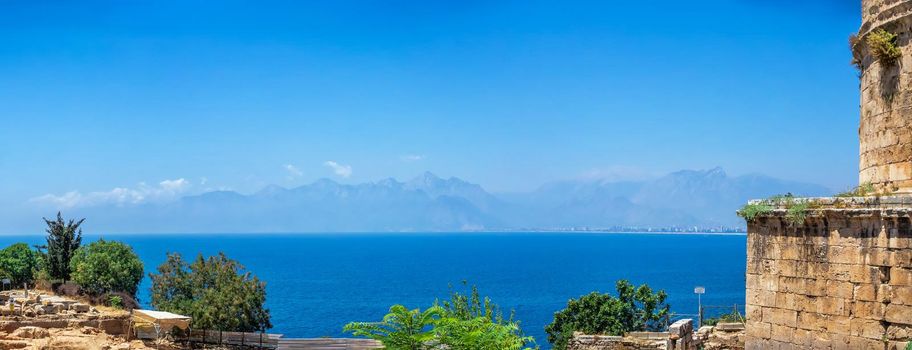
[150,252,272,332]
[545,280,669,350]
[344,284,536,350]
[0,243,41,287]
[435,284,535,350]
[345,305,442,350]
[69,239,144,296]
[868,29,902,65]
[108,295,123,309]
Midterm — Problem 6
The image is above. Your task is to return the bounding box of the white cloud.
[400,154,425,162]
[323,161,352,178]
[29,178,192,208]
[200,177,208,185]
[283,164,303,177]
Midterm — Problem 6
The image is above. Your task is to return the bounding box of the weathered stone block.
[762,308,797,328]
[889,285,912,305]
[769,324,793,343]
[891,267,912,286]
[886,303,912,325]
[852,300,886,320]
[828,280,855,299]
[850,318,887,339]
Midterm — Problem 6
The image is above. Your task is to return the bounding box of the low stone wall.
[745,197,912,349]
[566,319,715,350]
[0,290,130,336]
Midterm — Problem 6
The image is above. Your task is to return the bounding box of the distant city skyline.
[2,1,860,212]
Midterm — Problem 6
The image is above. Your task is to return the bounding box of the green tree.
[345,284,536,350]
[344,305,443,350]
[545,280,670,350]
[0,243,41,286]
[150,252,271,332]
[435,284,535,350]
[42,212,84,283]
[69,239,144,296]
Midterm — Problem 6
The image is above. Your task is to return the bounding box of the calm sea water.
[0,233,746,348]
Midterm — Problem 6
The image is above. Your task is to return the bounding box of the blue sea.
[0,233,746,348]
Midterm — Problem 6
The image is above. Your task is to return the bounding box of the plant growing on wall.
[835,182,876,197]
[737,202,774,223]
[850,33,864,72]
[867,29,902,65]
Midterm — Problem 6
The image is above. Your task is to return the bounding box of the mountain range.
[32,167,831,233]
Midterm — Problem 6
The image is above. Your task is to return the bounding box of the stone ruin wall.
[859,0,912,193]
[745,207,912,349]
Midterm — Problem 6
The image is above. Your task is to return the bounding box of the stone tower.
[858,0,912,193]
[742,2,912,349]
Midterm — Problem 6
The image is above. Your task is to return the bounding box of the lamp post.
[694,286,705,327]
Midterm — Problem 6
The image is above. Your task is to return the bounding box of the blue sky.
[1,0,860,209]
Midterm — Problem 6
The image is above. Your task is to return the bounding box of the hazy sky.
[1,0,860,209]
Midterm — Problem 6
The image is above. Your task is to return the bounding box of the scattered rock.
[11,326,49,339]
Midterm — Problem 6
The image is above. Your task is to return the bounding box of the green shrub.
[344,284,536,350]
[0,243,41,287]
[545,280,669,350]
[867,29,902,65]
[108,295,123,309]
[69,239,144,296]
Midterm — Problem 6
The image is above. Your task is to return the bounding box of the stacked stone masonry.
[858,0,912,193]
[745,204,912,350]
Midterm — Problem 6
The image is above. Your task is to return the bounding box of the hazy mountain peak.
[256,184,288,195]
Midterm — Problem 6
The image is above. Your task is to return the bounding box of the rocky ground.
[0,290,181,350]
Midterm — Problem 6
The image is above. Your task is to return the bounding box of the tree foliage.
[344,305,442,350]
[150,252,272,332]
[344,284,536,350]
[0,243,41,286]
[42,212,84,282]
[70,239,144,296]
[545,280,670,350]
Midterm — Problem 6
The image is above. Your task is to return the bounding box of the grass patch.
[835,182,876,197]
[738,193,816,226]
[737,202,773,222]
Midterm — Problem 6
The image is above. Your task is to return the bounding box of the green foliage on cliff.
[150,252,272,332]
[41,212,84,283]
[70,239,144,296]
[544,280,669,350]
[344,284,536,350]
[0,243,41,286]
[868,29,902,65]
